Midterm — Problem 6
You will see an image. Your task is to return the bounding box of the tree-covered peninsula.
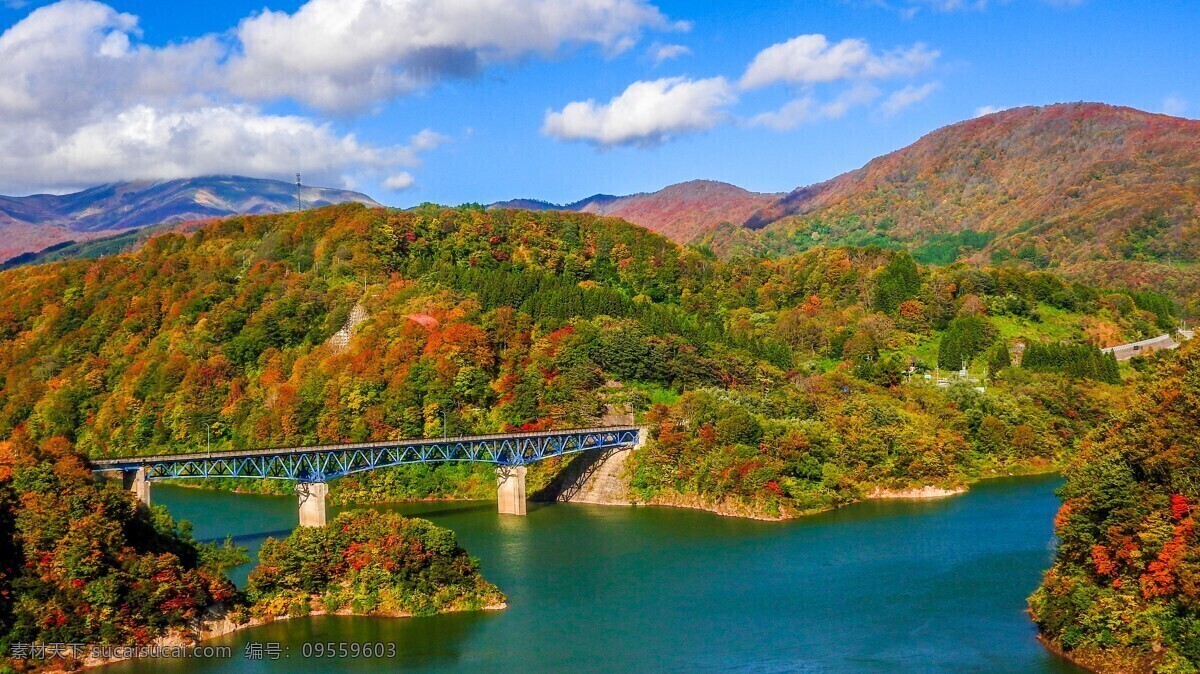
[247,510,505,620]
[1030,341,1199,673]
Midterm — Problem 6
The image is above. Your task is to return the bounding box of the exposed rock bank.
[867,485,967,499]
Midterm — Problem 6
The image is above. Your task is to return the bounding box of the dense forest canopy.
[0,203,1171,510]
[0,202,1193,670]
[704,104,1200,302]
[1030,341,1200,672]
[0,432,240,658]
[247,510,504,620]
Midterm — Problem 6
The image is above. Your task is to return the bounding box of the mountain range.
[495,105,1199,262]
[732,103,1200,264]
[489,103,1199,294]
[4,103,1198,293]
[0,176,378,262]
[490,180,782,243]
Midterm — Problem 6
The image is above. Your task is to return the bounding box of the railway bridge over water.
[92,425,646,526]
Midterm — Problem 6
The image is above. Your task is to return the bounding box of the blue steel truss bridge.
[92,425,646,523]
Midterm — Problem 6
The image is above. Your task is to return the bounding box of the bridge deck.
[91,425,646,480]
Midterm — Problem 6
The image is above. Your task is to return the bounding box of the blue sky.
[0,0,1196,204]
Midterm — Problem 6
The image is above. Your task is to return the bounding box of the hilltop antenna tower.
[295,173,303,212]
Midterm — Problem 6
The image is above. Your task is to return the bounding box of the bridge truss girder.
[98,428,643,484]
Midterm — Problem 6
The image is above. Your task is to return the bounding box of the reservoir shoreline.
[94,473,1083,674]
[82,602,508,671]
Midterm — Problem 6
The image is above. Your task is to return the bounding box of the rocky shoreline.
[643,490,792,521]
[1035,633,1160,674]
[71,601,508,671]
[643,483,969,521]
[867,485,967,499]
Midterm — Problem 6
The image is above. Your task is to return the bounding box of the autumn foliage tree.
[0,200,1171,667]
[0,431,241,661]
[1030,341,1200,671]
[246,510,503,619]
[0,202,1147,511]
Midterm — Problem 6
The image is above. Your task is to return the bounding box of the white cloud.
[651,43,691,65]
[0,1,224,126]
[1162,96,1187,118]
[227,0,679,111]
[3,0,679,117]
[549,30,945,145]
[750,84,881,130]
[0,0,678,192]
[0,105,445,193]
[740,34,937,89]
[407,129,451,153]
[543,77,734,147]
[880,81,940,116]
[383,172,416,191]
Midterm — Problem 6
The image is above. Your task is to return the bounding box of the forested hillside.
[0,433,242,660]
[1030,341,1200,673]
[491,180,782,244]
[706,103,1200,300]
[0,203,1177,514]
[0,200,1192,670]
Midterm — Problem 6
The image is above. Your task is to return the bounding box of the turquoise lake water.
[107,474,1082,673]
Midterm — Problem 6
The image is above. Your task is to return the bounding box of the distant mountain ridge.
[729,103,1200,269]
[8,103,1197,291]
[490,180,782,243]
[501,103,1200,284]
[0,176,379,261]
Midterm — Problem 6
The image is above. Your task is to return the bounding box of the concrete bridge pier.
[496,466,527,516]
[297,482,328,527]
[122,467,150,507]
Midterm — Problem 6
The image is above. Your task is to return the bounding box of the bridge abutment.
[496,466,527,516]
[297,482,328,527]
[122,467,150,507]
